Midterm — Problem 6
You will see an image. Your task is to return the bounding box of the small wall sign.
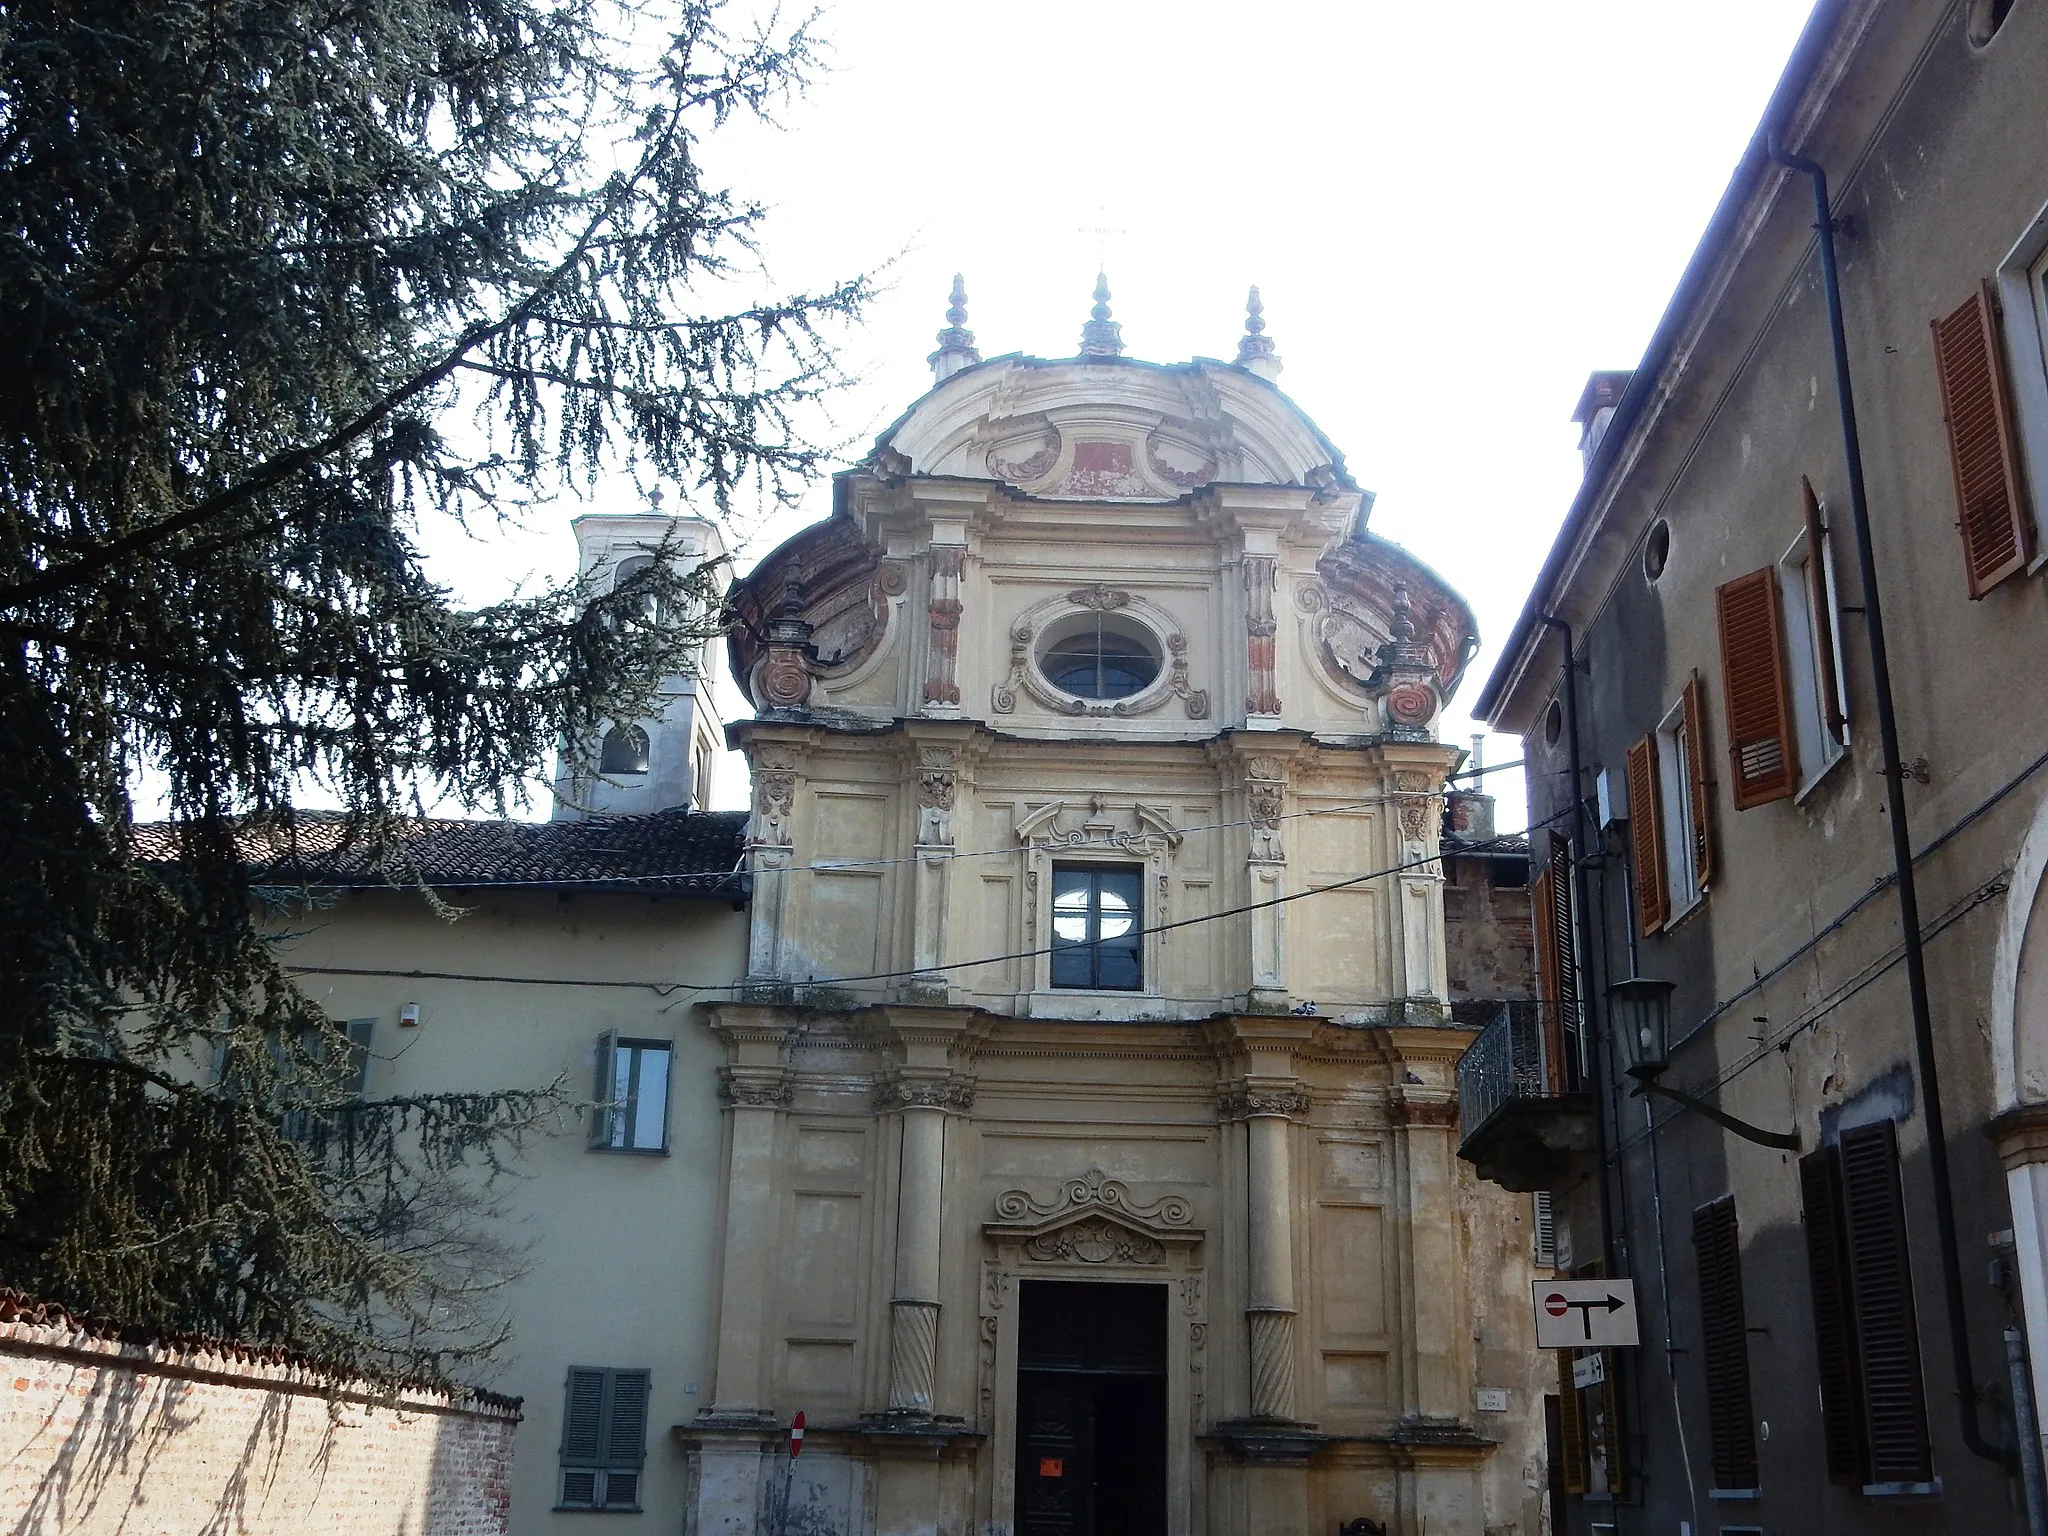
[1038,1458,1064,1478]
[1476,1388,1510,1413]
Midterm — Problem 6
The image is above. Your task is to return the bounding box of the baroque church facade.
[682,285,1541,1536]
[258,282,1547,1536]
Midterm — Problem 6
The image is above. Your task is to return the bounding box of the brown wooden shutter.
[1547,838,1581,1093]
[1801,479,1847,743]
[1799,1147,1868,1484]
[1556,1350,1588,1495]
[1931,282,2033,598]
[1693,1196,1760,1490]
[1715,569,1799,808]
[1531,861,1563,1094]
[1625,736,1667,934]
[1681,675,1714,891]
[1839,1119,1934,1485]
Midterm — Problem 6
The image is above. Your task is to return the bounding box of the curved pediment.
[983,1168,1203,1259]
[867,356,1357,503]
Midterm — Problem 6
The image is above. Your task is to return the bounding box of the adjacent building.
[1464,0,2048,1528]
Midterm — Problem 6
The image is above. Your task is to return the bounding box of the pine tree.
[0,0,864,1377]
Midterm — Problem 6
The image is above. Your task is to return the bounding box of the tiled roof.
[134,809,749,899]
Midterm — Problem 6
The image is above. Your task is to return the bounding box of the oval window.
[1543,699,1564,748]
[1644,519,1671,582]
[1037,614,1161,700]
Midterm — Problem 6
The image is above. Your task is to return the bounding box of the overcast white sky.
[421,0,1820,823]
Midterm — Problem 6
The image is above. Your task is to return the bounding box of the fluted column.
[1244,1096,1302,1421]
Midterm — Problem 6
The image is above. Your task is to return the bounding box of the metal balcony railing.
[1455,1000,1569,1141]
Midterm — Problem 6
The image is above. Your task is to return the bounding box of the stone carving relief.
[991,1168,1196,1231]
[915,746,960,847]
[1294,574,1445,731]
[719,1069,793,1108]
[980,421,1219,500]
[872,1076,975,1113]
[1244,756,1286,862]
[1394,769,1436,843]
[921,545,965,709]
[1013,800,1181,859]
[1023,1217,1164,1267]
[1244,555,1282,716]
[1216,1085,1312,1120]
[748,749,797,847]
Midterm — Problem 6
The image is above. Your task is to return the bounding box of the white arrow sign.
[1533,1278,1640,1349]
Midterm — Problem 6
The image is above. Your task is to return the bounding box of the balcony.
[1454,1001,1594,1194]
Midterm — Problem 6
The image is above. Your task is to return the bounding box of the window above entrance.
[1050,865,1143,990]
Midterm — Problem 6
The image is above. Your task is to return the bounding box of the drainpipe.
[1540,614,1618,1276]
[1766,135,2005,1468]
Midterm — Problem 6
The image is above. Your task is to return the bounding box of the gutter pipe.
[1539,614,1618,1276]
[1765,135,2005,1470]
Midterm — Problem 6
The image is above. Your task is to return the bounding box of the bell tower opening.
[1014,1280,1168,1536]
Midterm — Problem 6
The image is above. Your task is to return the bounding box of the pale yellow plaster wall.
[269,887,747,1536]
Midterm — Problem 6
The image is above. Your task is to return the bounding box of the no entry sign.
[789,1410,806,1458]
[1532,1278,1640,1349]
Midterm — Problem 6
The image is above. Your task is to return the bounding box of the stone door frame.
[976,1173,1208,1536]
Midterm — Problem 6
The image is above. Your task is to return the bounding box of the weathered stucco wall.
[1,1309,516,1536]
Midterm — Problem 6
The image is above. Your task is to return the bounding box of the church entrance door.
[1014,1280,1167,1536]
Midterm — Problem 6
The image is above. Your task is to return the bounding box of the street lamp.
[1605,976,1800,1151]
[1608,976,1675,1082]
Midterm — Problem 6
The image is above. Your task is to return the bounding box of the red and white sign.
[789,1410,806,1458]
[1532,1278,1639,1349]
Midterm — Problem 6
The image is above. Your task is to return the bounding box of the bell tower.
[550,505,727,820]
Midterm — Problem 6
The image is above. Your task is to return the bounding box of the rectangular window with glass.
[1049,864,1143,990]
[590,1033,672,1153]
[1778,479,1851,792]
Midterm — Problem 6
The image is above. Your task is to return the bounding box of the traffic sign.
[789,1410,806,1458]
[1533,1278,1639,1348]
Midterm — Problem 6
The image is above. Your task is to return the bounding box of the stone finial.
[1235,285,1282,381]
[927,274,982,383]
[1078,272,1124,358]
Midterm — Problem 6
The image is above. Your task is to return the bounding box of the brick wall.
[1,1310,518,1536]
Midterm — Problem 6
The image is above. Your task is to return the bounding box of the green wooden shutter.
[559,1367,607,1508]
[590,1031,619,1148]
[1692,1195,1759,1490]
[342,1018,376,1097]
[602,1369,652,1509]
[1798,1146,1868,1483]
[1839,1120,1934,1486]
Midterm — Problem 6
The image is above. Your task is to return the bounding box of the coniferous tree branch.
[0,0,866,1377]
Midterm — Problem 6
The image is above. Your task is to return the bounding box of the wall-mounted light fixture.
[1608,977,1799,1150]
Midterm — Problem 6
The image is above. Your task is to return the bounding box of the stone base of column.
[888,1298,941,1413]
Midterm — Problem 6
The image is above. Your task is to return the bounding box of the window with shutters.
[1532,1190,1559,1269]
[558,1367,651,1511]
[1530,837,1585,1094]
[1651,684,1708,923]
[1993,205,2048,574]
[589,1034,672,1153]
[1797,1122,1935,1493]
[1777,483,1851,794]
[217,1018,376,1147]
[1715,568,1799,810]
[1692,1195,1760,1493]
[1932,281,2035,598]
